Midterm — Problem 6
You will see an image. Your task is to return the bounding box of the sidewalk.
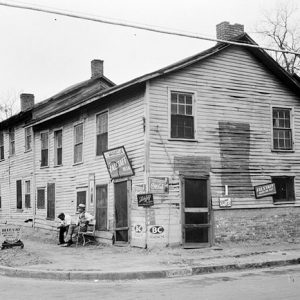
[0,227,299,281]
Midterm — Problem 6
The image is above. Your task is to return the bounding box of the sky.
[0,0,297,112]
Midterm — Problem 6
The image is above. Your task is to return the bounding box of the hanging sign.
[103,146,134,179]
[149,177,169,194]
[137,193,154,207]
[254,183,276,199]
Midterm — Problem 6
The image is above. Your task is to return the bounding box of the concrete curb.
[0,258,299,281]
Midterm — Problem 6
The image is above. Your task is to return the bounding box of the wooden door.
[96,185,107,231]
[114,181,128,243]
[183,177,211,248]
[47,183,55,220]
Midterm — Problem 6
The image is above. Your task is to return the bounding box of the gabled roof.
[24,33,300,126]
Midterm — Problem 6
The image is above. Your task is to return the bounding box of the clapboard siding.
[33,88,145,231]
[148,46,300,210]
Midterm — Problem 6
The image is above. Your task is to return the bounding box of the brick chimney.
[216,21,244,41]
[91,59,103,78]
[20,93,34,112]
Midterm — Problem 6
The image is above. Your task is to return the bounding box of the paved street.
[1,265,300,300]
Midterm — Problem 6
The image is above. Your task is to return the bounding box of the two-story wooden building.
[1,22,300,248]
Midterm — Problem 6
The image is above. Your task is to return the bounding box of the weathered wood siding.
[0,124,34,225]
[147,46,300,214]
[33,88,145,233]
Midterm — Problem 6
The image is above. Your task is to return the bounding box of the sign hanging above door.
[103,146,134,179]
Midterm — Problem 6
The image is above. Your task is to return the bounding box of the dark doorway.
[183,177,211,248]
[96,185,107,231]
[47,183,55,220]
[114,181,129,243]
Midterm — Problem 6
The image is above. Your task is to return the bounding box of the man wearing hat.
[63,203,94,247]
[57,212,72,245]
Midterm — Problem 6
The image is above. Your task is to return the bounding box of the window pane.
[171,103,177,114]
[178,94,185,103]
[75,124,83,144]
[96,133,108,156]
[186,105,192,115]
[178,104,185,114]
[41,149,48,166]
[97,113,108,134]
[74,144,82,163]
[37,189,45,209]
[57,148,62,165]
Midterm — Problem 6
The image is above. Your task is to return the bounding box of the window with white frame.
[272,107,293,150]
[0,131,4,160]
[25,180,31,208]
[54,129,62,166]
[96,112,108,156]
[40,132,49,167]
[170,91,194,139]
[74,123,83,164]
[25,127,32,151]
[9,128,15,156]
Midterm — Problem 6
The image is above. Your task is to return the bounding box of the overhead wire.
[0,0,299,56]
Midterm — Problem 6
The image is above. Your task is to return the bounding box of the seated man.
[57,212,72,245]
[63,204,94,247]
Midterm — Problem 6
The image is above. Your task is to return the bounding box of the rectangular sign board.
[149,177,169,194]
[0,225,22,243]
[137,193,154,207]
[103,146,134,179]
[254,183,276,199]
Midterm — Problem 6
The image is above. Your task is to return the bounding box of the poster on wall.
[88,173,95,208]
[103,146,134,179]
[254,183,276,199]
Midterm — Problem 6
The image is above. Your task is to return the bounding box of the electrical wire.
[0,1,299,56]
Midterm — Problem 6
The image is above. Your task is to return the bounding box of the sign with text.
[103,146,134,179]
[137,193,154,207]
[219,197,232,207]
[149,177,169,194]
[254,183,276,199]
[1,225,22,243]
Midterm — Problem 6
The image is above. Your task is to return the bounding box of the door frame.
[181,175,213,248]
[113,178,131,245]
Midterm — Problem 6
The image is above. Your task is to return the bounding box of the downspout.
[144,81,151,248]
[32,128,36,228]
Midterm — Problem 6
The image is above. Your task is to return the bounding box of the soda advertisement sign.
[148,177,169,194]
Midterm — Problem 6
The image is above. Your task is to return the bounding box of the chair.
[76,220,96,247]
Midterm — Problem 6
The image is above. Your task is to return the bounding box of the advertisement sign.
[149,177,169,194]
[103,146,134,179]
[1,225,22,243]
[254,183,276,199]
[148,225,166,241]
[137,193,154,207]
[219,197,232,207]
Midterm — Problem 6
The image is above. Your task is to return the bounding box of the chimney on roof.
[216,21,244,41]
[91,59,104,78]
[20,93,34,112]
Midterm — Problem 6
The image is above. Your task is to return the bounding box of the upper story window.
[40,132,49,167]
[37,188,45,209]
[170,91,194,139]
[74,123,83,164]
[0,131,4,160]
[25,127,32,151]
[272,107,293,150]
[54,129,62,166]
[9,128,15,156]
[96,112,108,156]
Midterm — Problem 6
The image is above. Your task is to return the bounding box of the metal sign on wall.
[103,146,134,179]
[137,193,154,207]
[149,177,169,194]
[254,183,276,199]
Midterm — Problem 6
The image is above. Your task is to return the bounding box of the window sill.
[24,149,32,153]
[273,201,295,205]
[73,162,83,166]
[271,149,294,153]
[40,166,49,169]
[168,138,197,142]
[54,164,63,168]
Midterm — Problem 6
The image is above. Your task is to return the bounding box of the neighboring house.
[1,22,300,248]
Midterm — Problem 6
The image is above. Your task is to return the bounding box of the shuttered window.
[273,108,293,150]
[25,127,32,151]
[47,183,55,220]
[170,92,194,139]
[41,132,49,167]
[9,128,15,156]
[16,180,22,209]
[25,180,31,208]
[74,123,83,164]
[0,131,4,160]
[96,112,108,156]
[37,188,45,209]
[54,130,62,166]
[77,190,87,207]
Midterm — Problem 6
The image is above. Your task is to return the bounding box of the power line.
[0,1,300,56]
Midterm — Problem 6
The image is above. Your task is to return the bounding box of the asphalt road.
[1,265,300,300]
